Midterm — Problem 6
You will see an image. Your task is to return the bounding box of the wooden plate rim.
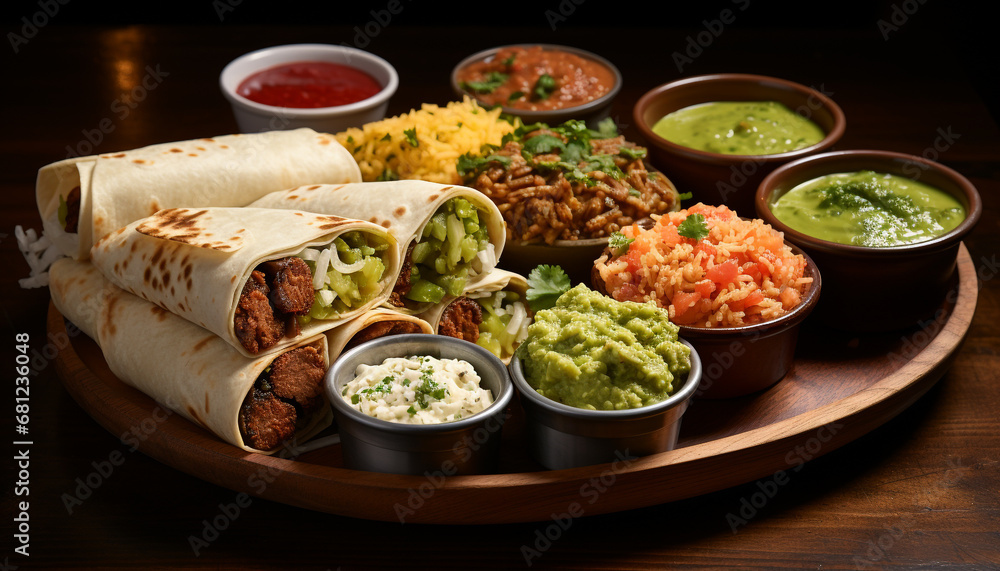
[50,244,978,523]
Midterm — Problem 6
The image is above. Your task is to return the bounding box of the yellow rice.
[595,203,813,328]
[334,97,518,184]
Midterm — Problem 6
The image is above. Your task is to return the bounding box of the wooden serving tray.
[51,245,978,524]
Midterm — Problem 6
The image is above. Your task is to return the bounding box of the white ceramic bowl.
[220,43,398,133]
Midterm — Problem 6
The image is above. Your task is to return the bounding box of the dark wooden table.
[2,9,999,570]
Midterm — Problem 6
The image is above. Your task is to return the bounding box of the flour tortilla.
[48,258,333,454]
[89,207,400,357]
[417,269,529,364]
[325,308,433,361]
[37,128,361,260]
[249,180,506,314]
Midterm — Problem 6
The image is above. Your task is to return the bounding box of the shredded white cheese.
[15,225,65,289]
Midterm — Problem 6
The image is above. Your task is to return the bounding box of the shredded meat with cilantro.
[461,122,680,244]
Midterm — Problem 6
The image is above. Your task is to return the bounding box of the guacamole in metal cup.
[516,284,691,410]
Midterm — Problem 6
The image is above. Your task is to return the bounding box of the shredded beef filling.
[387,243,415,308]
[343,320,427,352]
[233,257,317,354]
[234,271,286,354]
[238,389,297,451]
[268,344,326,415]
[261,257,314,315]
[64,186,81,233]
[238,344,327,451]
[438,297,483,343]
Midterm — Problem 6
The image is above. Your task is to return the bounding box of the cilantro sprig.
[532,74,557,100]
[457,152,512,178]
[351,376,395,405]
[677,214,710,241]
[608,232,635,255]
[526,265,571,312]
[403,128,419,147]
[461,71,509,94]
[457,117,639,188]
[376,168,399,181]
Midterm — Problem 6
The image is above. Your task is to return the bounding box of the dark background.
[1,0,995,123]
[2,1,998,569]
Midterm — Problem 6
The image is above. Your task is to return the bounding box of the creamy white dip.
[342,356,493,424]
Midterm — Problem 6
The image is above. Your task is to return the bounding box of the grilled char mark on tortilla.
[387,243,415,308]
[343,319,427,352]
[238,343,326,451]
[64,186,82,233]
[234,257,317,354]
[438,297,483,343]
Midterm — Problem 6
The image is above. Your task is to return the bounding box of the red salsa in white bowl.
[220,44,398,133]
[236,61,382,109]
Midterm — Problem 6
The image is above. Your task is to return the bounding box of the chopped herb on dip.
[455,46,616,112]
[342,356,493,424]
[769,170,966,247]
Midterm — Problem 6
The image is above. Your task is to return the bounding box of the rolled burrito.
[326,308,433,361]
[37,128,361,260]
[417,269,532,364]
[90,207,400,357]
[249,180,506,314]
[49,258,333,453]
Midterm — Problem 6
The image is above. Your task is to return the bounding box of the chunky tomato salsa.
[456,46,615,111]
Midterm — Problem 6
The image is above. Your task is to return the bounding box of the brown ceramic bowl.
[756,150,982,332]
[497,237,607,285]
[451,43,622,127]
[677,243,822,399]
[634,73,846,215]
[496,165,681,284]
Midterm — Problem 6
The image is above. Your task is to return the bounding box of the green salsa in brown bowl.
[634,74,846,215]
[651,100,826,156]
[756,150,981,332]
[768,170,966,248]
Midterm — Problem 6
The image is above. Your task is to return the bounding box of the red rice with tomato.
[593,203,813,328]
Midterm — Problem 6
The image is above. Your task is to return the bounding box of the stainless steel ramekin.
[509,340,702,470]
[325,334,513,475]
